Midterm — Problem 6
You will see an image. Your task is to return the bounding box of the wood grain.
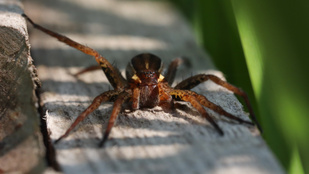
[24,0,284,173]
[0,0,45,173]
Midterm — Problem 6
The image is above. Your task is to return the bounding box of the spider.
[23,14,262,147]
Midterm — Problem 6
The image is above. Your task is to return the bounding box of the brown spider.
[23,14,262,147]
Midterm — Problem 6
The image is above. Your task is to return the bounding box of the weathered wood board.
[23,0,284,173]
[0,0,45,173]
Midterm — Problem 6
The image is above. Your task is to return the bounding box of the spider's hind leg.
[165,57,191,86]
[190,91,254,125]
[22,14,126,90]
[165,58,183,85]
[170,89,224,135]
[175,74,262,132]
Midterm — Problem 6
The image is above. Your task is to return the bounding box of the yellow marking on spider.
[132,74,142,83]
[145,61,149,69]
[158,74,165,82]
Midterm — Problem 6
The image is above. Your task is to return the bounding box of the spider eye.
[141,71,154,78]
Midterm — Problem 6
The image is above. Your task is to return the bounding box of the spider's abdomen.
[126,53,163,81]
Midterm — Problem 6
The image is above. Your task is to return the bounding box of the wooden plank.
[0,0,46,173]
[23,0,284,173]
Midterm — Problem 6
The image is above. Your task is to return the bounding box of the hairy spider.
[23,14,262,147]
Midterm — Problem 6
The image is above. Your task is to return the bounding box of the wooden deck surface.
[23,0,284,173]
[0,0,45,173]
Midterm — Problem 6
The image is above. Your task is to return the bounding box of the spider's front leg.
[175,74,262,132]
[22,14,126,90]
[170,89,224,135]
[99,91,130,147]
[55,90,121,143]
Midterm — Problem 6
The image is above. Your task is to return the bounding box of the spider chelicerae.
[23,14,262,147]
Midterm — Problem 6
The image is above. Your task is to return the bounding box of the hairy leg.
[164,57,191,86]
[99,91,130,147]
[170,89,224,135]
[158,82,174,111]
[187,91,253,125]
[175,74,262,132]
[73,65,101,77]
[22,14,126,90]
[131,87,140,110]
[165,58,183,85]
[55,90,120,143]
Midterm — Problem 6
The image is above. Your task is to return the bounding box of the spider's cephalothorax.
[23,14,262,147]
[126,54,164,108]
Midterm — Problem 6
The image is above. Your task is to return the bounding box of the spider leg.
[188,91,253,125]
[165,58,183,85]
[73,65,101,77]
[165,57,191,86]
[22,14,126,90]
[55,90,120,143]
[158,82,174,111]
[175,74,262,132]
[99,91,130,147]
[132,87,140,110]
[170,89,224,135]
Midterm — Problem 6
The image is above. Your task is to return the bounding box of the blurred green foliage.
[170,0,309,173]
